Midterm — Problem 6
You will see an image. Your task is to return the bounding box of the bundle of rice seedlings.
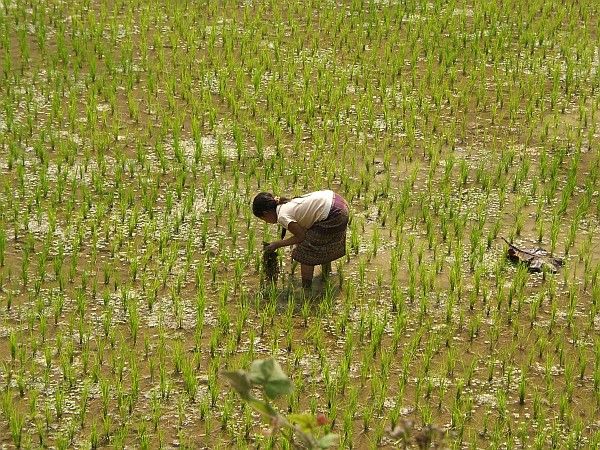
[263,242,279,282]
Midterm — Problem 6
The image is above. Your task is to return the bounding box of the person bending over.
[252,190,349,292]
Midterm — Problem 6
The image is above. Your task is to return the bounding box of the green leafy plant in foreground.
[224,358,337,449]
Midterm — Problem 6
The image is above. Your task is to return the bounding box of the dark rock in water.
[263,242,279,282]
[503,238,564,273]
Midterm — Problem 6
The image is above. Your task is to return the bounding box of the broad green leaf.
[247,398,277,418]
[316,433,339,448]
[248,358,269,384]
[288,413,317,433]
[248,358,294,399]
[264,378,293,399]
[249,358,285,383]
[262,359,287,382]
[223,370,251,399]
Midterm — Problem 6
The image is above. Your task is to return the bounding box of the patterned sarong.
[291,194,349,266]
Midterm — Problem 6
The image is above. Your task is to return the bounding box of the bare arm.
[265,222,306,251]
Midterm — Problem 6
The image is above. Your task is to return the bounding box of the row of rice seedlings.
[3,0,596,181]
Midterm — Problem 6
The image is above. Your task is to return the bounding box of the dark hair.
[252,192,289,217]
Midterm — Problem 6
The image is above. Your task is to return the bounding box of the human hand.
[263,242,278,253]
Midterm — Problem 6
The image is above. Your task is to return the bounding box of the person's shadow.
[260,273,342,314]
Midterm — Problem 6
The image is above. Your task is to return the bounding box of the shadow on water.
[259,276,342,314]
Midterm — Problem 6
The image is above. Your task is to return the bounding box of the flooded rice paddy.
[1,0,600,448]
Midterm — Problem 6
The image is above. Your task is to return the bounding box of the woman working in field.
[252,190,349,292]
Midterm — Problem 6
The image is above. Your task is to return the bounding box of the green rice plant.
[578,348,587,381]
[146,389,162,433]
[9,408,25,449]
[20,249,30,288]
[159,360,171,401]
[54,385,66,421]
[349,219,360,255]
[0,224,5,267]
[518,368,527,405]
[8,330,18,362]
[89,419,99,450]
[558,392,571,423]
[99,376,111,418]
[182,354,198,402]
[514,211,524,237]
[445,347,457,378]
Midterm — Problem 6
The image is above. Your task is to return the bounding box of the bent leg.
[301,264,314,289]
[322,261,332,279]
